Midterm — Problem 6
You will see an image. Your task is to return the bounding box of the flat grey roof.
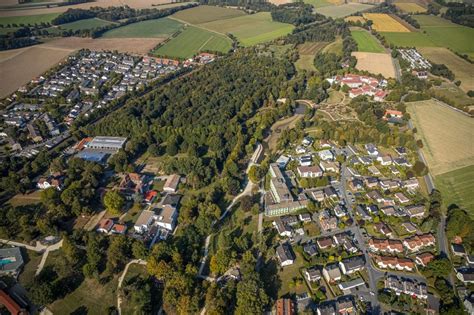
[87,136,127,149]
[0,247,24,273]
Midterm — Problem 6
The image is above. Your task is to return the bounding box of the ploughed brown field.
[0,37,164,98]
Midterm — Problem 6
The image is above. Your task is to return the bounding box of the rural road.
[117,259,147,315]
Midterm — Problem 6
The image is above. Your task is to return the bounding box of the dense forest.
[271,3,323,25]
[442,3,474,28]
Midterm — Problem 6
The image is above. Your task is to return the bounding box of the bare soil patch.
[352,51,396,78]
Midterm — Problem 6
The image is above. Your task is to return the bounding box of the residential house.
[385,276,427,299]
[299,155,313,166]
[356,205,371,221]
[299,213,312,222]
[0,289,27,315]
[393,157,411,167]
[380,206,396,216]
[97,218,114,233]
[276,298,295,315]
[368,166,381,176]
[274,219,293,237]
[452,244,467,257]
[404,205,425,218]
[318,150,334,161]
[305,267,322,282]
[311,190,325,202]
[316,303,336,315]
[457,268,474,284]
[339,256,365,275]
[375,256,415,271]
[134,209,155,233]
[401,178,419,190]
[336,296,356,315]
[374,222,392,237]
[348,178,364,191]
[0,247,24,276]
[368,238,403,254]
[365,143,379,156]
[379,179,399,191]
[333,204,346,218]
[317,237,334,249]
[111,223,127,235]
[319,211,338,232]
[377,155,392,166]
[338,278,366,294]
[276,243,295,267]
[297,165,323,178]
[163,174,180,193]
[37,175,63,190]
[155,204,178,231]
[403,234,435,252]
[323,263,342,283]
[401,222,417,233]
[415,252,435,267]
[303,243,318,257]
[319,161,339,173]
[383,109,403,120]
[395,193,409,204]
[364,177,379,188]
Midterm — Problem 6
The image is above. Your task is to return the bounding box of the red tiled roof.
[0,290,25,315]
[144,190,158,202]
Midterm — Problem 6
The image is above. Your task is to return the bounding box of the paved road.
[117,259,147,315]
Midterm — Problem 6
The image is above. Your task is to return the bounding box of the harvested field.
[394,2,427,13]
[101,17,182,38]
[0,0,183,17]
[152,26,231,59]
[316,3,373,18]
[363,13,410,32]
[199,12,294,46]
[268,0,293,5]
[419,47,474,92]
[171,5,245,24]
[351,29,384,53]
[345,16,366,23]
[295,42,327,72]
[0,47,28,62]
[42,37,164,54]
[352,52,396,78]
[406,99,474,176]
[0,45,71,98]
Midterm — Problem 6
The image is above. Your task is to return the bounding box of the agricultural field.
[363,13,410,32]
[295,42,328,72]
[0,45,72,98]
[152,26,232,59]
[430,82,474,112]
[53,17,116,32]
[101,17,182,38]
[345,16,366,23]
[199,12,294,47]
[316,3,373,18]
[304,0,343,8]
[321,36,343,56]
[351,30,384,53]
[435,165,474,216]
[0,12,60,26]
[352,52,396,78]
[394,2,427,13]
[171,5,245,24]
[406,99,474,176]
[419,47,474,91]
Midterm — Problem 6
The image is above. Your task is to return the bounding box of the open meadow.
[101,17,182,38]
[394,2,427,13]
[316,3,373,18]
[351,29,384,53]
[304,0,343,8]
[152,26,232,59]
[0,12,59,25]
[352,52,396,78]
[53,17,116,32]
[435,165,474,216]
[419,47,474,91]
[199,12,294,47]
[171,5,245,24]
[407,99,474,176]
[363,13,410,32]
[295,42,328,72]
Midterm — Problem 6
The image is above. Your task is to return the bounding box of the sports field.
[435,165,474,215]
[316,3,373,18]
[101,17,182,38]
[352,52,396,78]
[351,30,384,53]
[363,13,410,32]
[419,47,474,91]
[394,2,427,13]
[0,12,60,26]
[407,99,474,176]
[152,26,232,59]
[171,5,245,24]
[199,12,294,46]
[56,18,116,32]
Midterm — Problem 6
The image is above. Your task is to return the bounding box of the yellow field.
[407,100,474,176]
[363,13,411,32]
[352,52,396,78]
[394,2,427,13]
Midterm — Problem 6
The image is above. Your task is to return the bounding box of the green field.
[351,30,385,53]
[381,15,474,55]
[316,3,373,18]
[199,12,294,47]
[101,17,183,38]
[303,0,333,8]
[435,165,474,216]
[172,5,246,24]
[0,27,18,35]
[152,26,232,59]
[56,18,116,32]
[0,13,60,26]
[322,36,343,56]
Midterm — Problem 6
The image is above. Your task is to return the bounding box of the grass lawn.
[123,263,148,283]
[0,13,60,26]
[56,18,115,32]
[18,249,42,288]
[351,30,384,53]
[435,165,474,217]
[101,17,183,38]
[316,3,373,18]
[152,26,232,58]
[49,277,118,314]
[7,190,42,207]
[278,251,307,297]
[172,5,246,24]
[199,12,294,47]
